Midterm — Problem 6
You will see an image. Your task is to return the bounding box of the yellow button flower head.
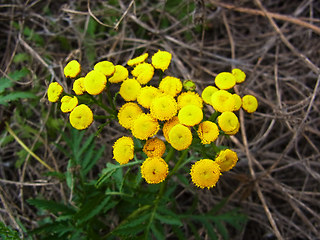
[94,61,115,76]
[168,124,192,151]
[117,102,143,129]
[152,50,172,71]
[177,91,203,110]
[47,82,63,102]
[162,116,180,143]
[84,70,107,95]
[69,104,93,130]
[127,53,149,66]
[201,86,218,105]
[150,94,178,121]
[113,136,134,165]
[159,76,182,97]
[64,60,81,78]
[131,63,154,85]
[232,94,242,111]
[108,65,129,83]
[211,90,235,112]
[72,77,86,95]
[215,149,238,172]
[143,137,166,158]
[131,114,159,140]
[197,121,219,144]
[214,72,236,90]
[60,96,78,113]
[137,86,161,109]
[178,105,203,127]
[190,159,221,189]
[119,78,141,101]
[232,68,246,83]
[141,157,169,184]
[242,95,258,113]
[217,111,239,134]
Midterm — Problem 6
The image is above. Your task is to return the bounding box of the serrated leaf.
[154,212,182,226]
[0,221,21,240]
[8,68,29,81]
[0,78,13,93]
[27,199,75,215]
[201,219,218,240]
[215,221,228,240]
[82,146,104,176]
[0,92,36,105]
[150,223,165,240]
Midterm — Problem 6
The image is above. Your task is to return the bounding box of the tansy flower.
[162,116,180,142]
[168,124,192,151]
[151,50,172,71]
[150,94,178,121]
[131,63,154,85]
[214,72,236,90]
[64,60,81,78]
[137,86,161,109]
[69,104,93,130]
[127,53,149,66]
[233,94,242,111]
[143,137,166,157]
[60,96,78,113]
[131,114,159,140]
[72,77,85,95]
[47,82,63,102]
[242,95,258,113]
[113,136,134,165]
[217,112,239,134]
[232,68,246,83]
[178,105,203,127]
[177,91,203,110]
[108,65,129,83]
[197,121,219,144]
[215,149,238,172]
[201,86,218,105]
[119,78,141,101]
[159,76,182,97]
[190,159,221,189]
[141,157,168,184]
[94,61,115,76]
[211,90,235,112]
[84,70,107,95]
[117,102,143,129]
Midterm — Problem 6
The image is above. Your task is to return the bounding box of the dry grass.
[0,0,320,239]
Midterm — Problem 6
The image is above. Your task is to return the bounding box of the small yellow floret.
[190,159,221,189]
[215,149,238,172]
[72,77,85,95]
[232,94,242,111]
[141,157,169,184]
[127,53,149,66]
[137,86,161,109]
[178,105,203,127]
[69,104,93,130]
[108,65,129,83]
[131,114,159,140]
[211,90,235,112]
[131,63,154,85]
[242,95,258,113]
[143,137,166,158]
[217,112,239,134]
[117,102,143,129]
[151,50,172,71]
[64,60,81,78]
[150,95,178,121]
[201,86,218,105]
[232,68,246,83]
[84,70,107,95]
[215,72,236,90]
[197,121,219,144]
[168,124,192,151]
[177,91,203,110]
[119,78,141,101]
[47,82,63,102]
[162,116,180,143]
[159,76,182,97]
[94,61,115,76]
[113,136,134,165]
[60,96,78,113]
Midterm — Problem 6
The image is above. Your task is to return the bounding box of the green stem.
[208,111,220,122]
[168,149,188,178]
[88,95,114,116]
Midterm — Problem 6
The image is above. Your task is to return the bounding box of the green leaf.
[0,78,13,93]
[0,92,36,106]
[13,53,31,63]
[215,221,228,240]
[27,199,75,215]
[0,221,21,240]
[154,212,182,226]
[150,223,165,240]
